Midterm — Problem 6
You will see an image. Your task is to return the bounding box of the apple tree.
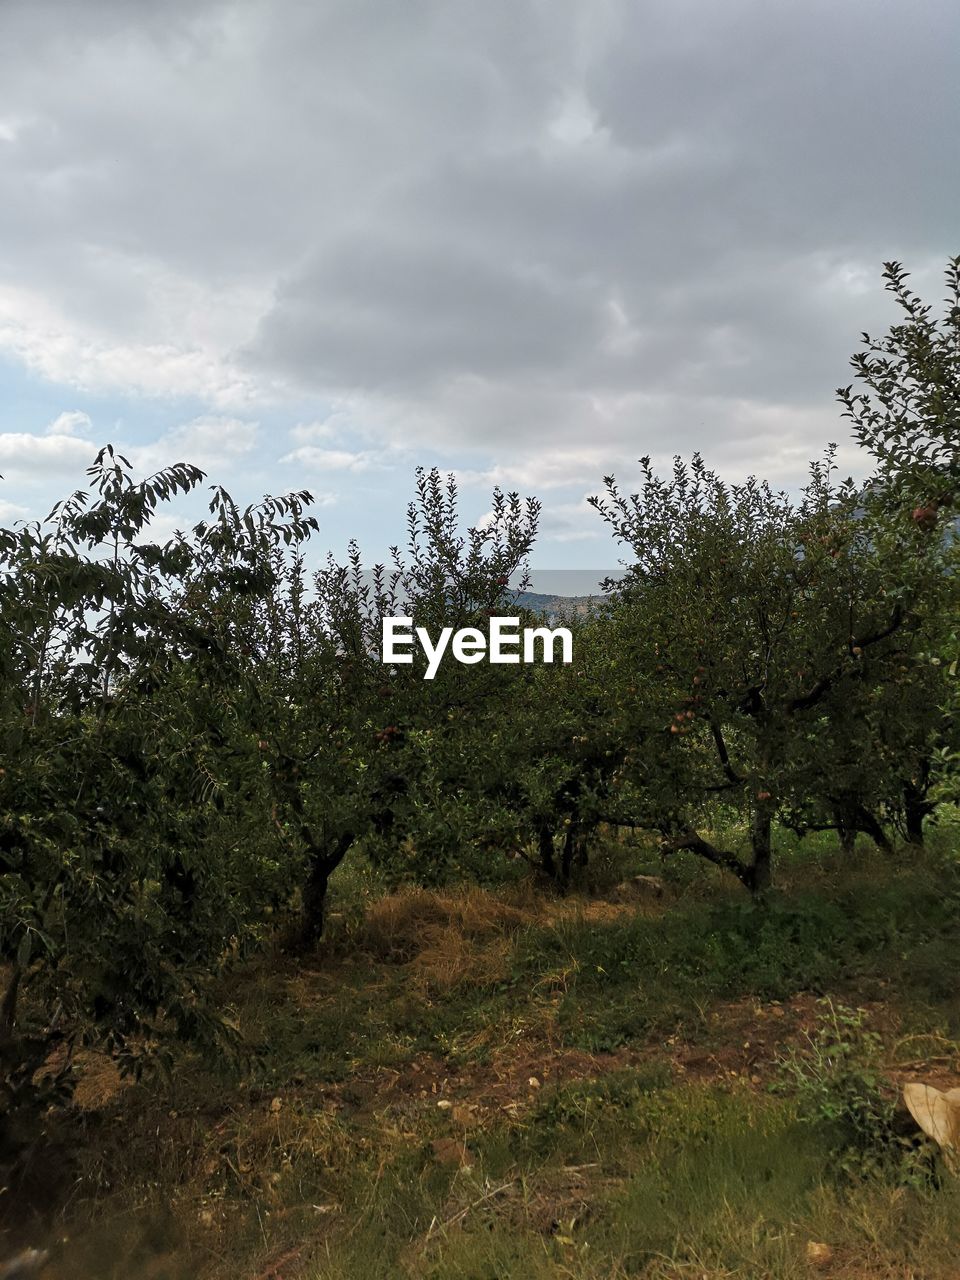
[0,450,315,1153]
[591,450,941,891]
[210,466,542,944]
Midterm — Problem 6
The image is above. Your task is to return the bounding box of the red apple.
[911,504,938,530]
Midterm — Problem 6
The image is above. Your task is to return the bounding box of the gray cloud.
[252,233,610,391]
[0,0,958,506]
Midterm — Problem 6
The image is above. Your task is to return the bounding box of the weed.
[776,999,930,1184]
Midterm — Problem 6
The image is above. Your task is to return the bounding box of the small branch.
[425,1179,516,1241]
[0,963,22,1041]
[708,718,744,786]
[788,604,905,714]
[660,828,753,888]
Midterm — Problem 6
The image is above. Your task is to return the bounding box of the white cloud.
[547,90,607,149]
[0,282,269,409]
[0,431,97,479]
[0,0,956,542]
[0,117,26,144]
[141,510,191,544]
[289,419,338,445]
[45,409,92,437]
[130,416,259,475]
[0,498,28,521]
[462,451,623,493]
[279,445,391,472]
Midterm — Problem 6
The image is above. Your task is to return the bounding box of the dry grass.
[7,845,960,1279]
[353,883,534,992]
[352,881,661,994]
[358,883,534,958]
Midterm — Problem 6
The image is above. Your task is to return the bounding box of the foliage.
[2,255,960,1162]
[309,467,542,897]
[0,449,316,1156]
[775,1000,932,1184]
[590,448,951,889]
[840,256,960,512]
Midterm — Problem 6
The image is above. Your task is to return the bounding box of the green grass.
[514,856,960,1050]
[228,1083,960,1280]
[240,843,960,1075]
[7,835,960,1278]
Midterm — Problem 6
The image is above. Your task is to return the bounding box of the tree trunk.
[903,778,931,847]
[746,808,773,895]
[560,820,579,887]
[660,827,759,894]
[300,834,353,947]
[538,825,557,879]
[575,828,589,868]
[831,804,856,856]
[0,964,21,1042]
[855,805,893,854]
[904,806,924,846]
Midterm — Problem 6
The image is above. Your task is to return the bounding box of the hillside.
[512,590,605,618]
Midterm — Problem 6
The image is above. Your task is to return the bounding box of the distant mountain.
[511,591,605,618]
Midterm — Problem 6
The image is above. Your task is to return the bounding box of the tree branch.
[708,718,744,786]
[787,604,905,714]
[659,827,753,887]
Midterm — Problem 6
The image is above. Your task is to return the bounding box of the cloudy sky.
[0,0,957,566]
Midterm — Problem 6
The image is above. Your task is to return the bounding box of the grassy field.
[6,827,960,1279]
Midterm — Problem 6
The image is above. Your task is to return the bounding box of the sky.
[0,0,958,569]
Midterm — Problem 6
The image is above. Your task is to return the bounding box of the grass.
[5,831,960,1278]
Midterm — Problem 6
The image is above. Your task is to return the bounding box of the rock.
[613,875,665,902]
[632,874,665,896]
[903,1082,960,1153]
[431,1137,473,1168]
[0,1251,50,1279]
[805,1240,833,1267]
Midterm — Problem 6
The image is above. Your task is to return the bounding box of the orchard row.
[1,258,958,1144]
